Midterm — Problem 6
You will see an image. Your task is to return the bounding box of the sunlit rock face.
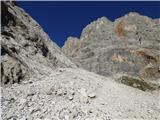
[63,12,160,87]
[1,1,76,85]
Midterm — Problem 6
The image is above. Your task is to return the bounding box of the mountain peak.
[96,16,111,23]
[115,12,155,27]
[127,12,141,17]
[80,16,113,40]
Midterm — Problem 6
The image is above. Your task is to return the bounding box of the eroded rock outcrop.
[63,12,160,89]
[1,1,76,86]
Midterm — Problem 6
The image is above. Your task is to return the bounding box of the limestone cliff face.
[1,2,76,85]
[63,12,160,86]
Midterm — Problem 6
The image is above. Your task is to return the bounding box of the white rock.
[88,93,96,98]
[68,96,73,100]
[19,98,26,105]
[79,88,89,103]
[79,88,88,97]
[56,89,63,96]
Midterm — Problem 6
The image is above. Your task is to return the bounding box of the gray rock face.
[63,12,160,87]
[1,2,76,85]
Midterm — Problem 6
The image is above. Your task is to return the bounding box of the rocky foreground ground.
[2,68,160,120]
[1,1,160,120]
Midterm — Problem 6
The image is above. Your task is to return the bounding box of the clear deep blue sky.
[17,1,160,47]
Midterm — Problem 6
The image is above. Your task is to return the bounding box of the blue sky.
[17,1,160,47]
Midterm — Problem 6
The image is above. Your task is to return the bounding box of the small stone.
[88,110,93,114]
[47,89,53,95]
[30,108,41,114]
[72,110,79,118]
[63,90,67,95]
[79,88,89,103]
[51,101,55,105]
[68,96,73,100]
[8,118,16,120]
[8,116,18,120]
[64,115,70,120]
[56,89,63,96]
[79,96,89,103]
[19,98,26,105]
[27,93,35,97]
[35,118,42,120]
[147,109,153,114]
[88,93,96,98]
[133,83,138,87]
[79,88,87,97]
[69,89,75,95]
[11,97,16,102]
[3,101,9,106]
[59,69,65,72]
[19,116,28,120]
[70,81,75,86]
[85,118,90,120]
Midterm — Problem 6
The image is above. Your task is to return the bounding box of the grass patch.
[119,76,157,91]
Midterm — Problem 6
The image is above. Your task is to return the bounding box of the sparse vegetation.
[119,76,157,91]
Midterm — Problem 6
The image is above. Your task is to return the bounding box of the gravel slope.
[2,68,160,120]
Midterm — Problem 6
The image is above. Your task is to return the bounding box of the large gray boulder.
[63,12,160,88]
[1,1,76,86]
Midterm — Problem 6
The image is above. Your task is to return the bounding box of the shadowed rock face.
[1,1,76,86]
[63,12,160,87]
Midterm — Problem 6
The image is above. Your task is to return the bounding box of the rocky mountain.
[154,18,160,25]
[1,1,76,86]
[63,12,160,90]
[1,2,160,120]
